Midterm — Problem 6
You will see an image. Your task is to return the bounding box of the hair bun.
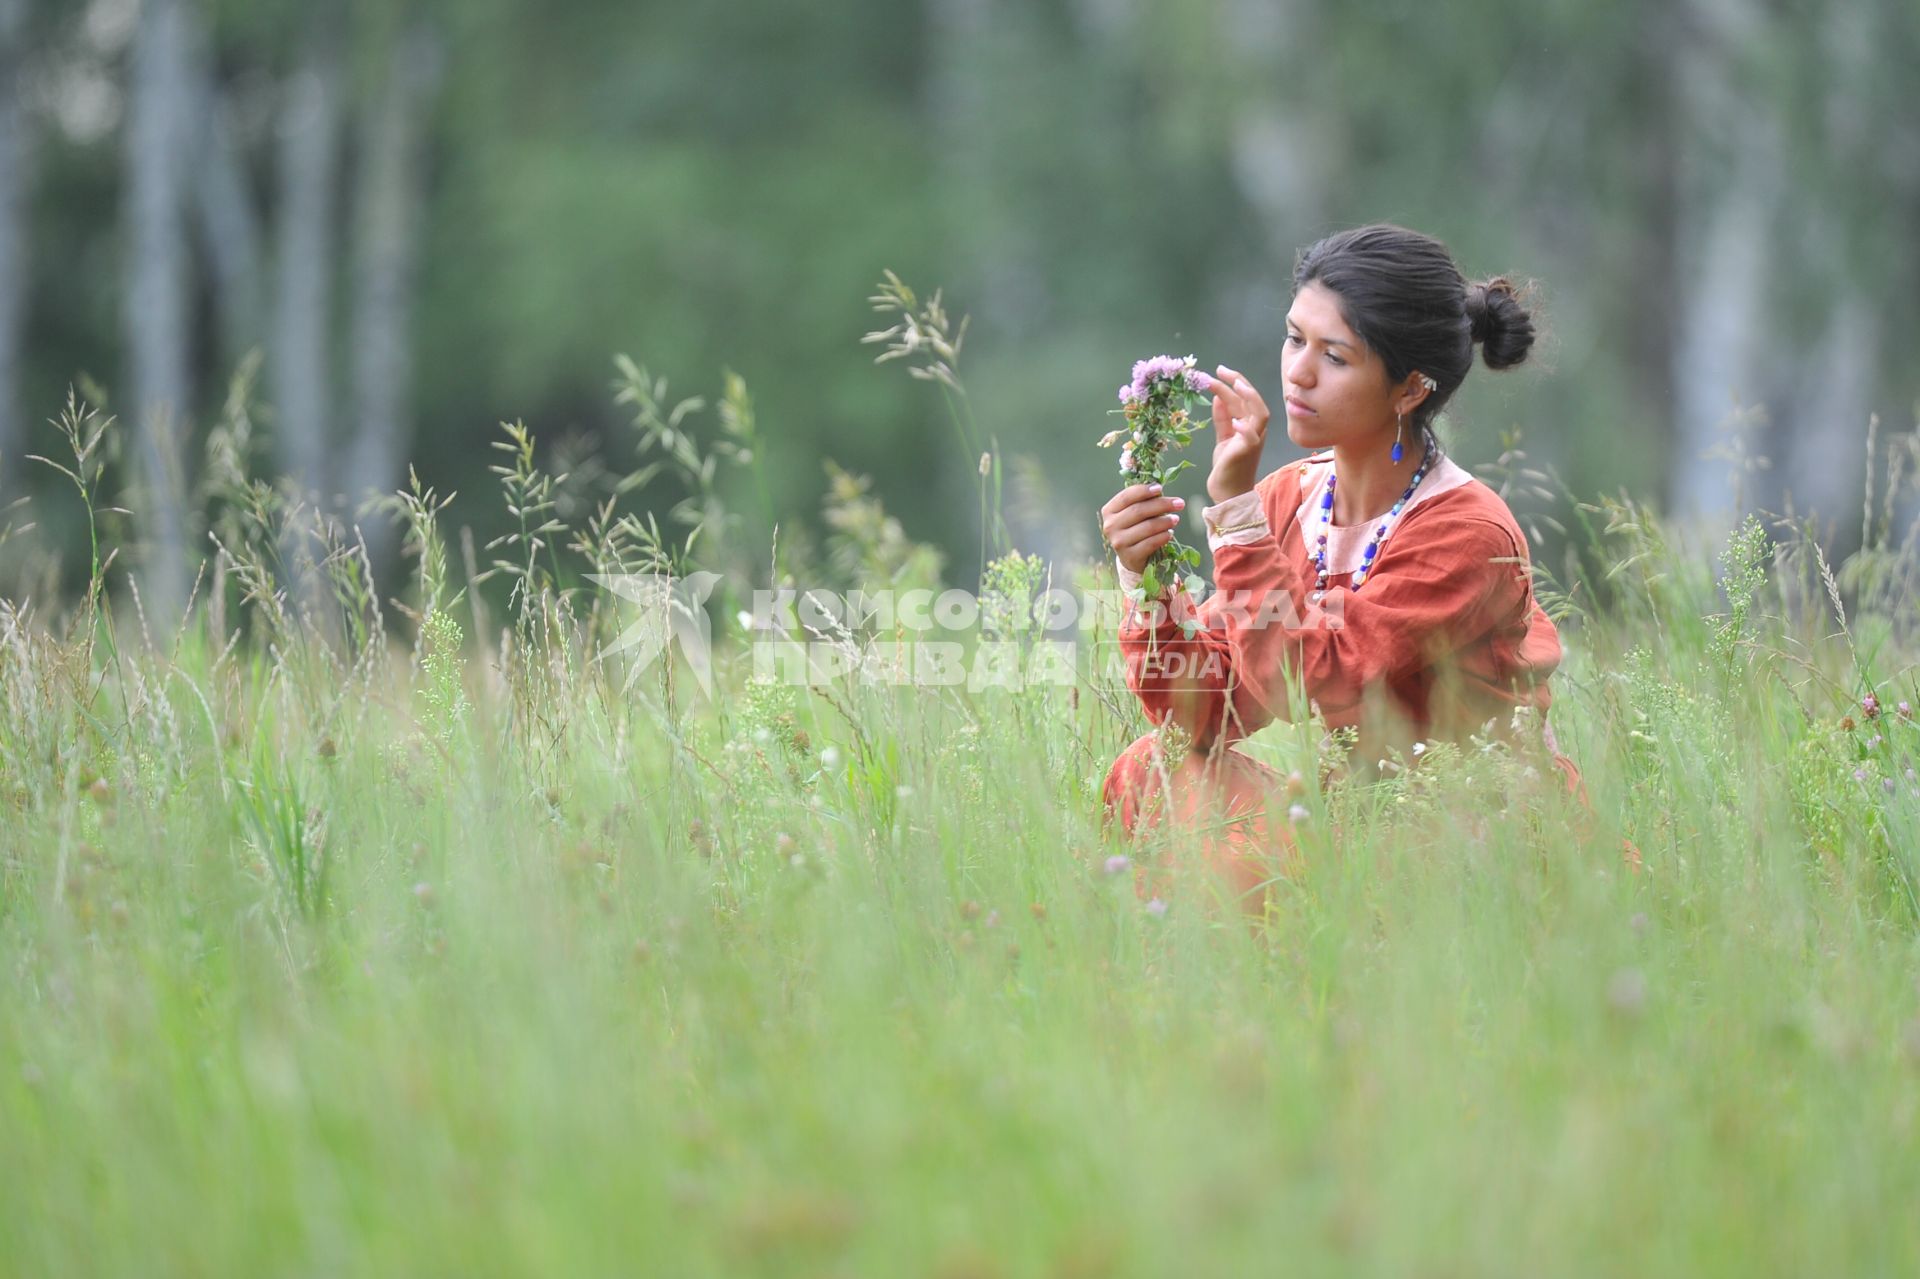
[1465,276,1534,371]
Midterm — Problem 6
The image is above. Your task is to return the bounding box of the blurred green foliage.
[7,0,1919,595]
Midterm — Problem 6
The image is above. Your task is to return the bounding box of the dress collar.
[1295,452,1475,576]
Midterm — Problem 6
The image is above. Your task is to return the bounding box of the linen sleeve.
[1114,487,1288,749]
[1114,488,1265,596]
[1118,503,1531,748]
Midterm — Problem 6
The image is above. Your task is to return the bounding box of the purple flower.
[1900,701,1913,720]
[1854,768,1869,783]
[1885,778,1897,795]
[1145,897,1169,917]
[1118,383,1141,405]
[1127,354,1202,402]
[1104,854,1131,876]
[1869,735,1885,750]
[1863,692,1881,719]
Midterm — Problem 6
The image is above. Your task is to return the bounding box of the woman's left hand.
[1203,364,1269,503]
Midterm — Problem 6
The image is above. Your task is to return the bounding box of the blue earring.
[1399,375,1440,462]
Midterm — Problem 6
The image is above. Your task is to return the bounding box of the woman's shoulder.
[1404,462,1531,558]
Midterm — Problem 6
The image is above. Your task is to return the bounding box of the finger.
[1132,519,1180,550]
[1101,482,1162,517]
[1107,502,1184,543]
[1213,387,1253,437]
[1110,510,1183,549]
[1108,493,1182,526]
[1210,375,1247,422]
[1216,364,1267,415]
[1117,530,1178,574]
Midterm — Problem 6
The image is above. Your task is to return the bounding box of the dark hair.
[1292,223,1536,431]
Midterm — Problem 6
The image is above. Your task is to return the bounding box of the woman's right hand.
[1101,483,1186,575]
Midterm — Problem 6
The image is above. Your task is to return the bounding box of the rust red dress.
[1102,450,1578,901]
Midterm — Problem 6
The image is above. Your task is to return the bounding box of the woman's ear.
[1394,371,1437,417]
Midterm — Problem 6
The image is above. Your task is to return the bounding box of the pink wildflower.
[1126,354,1205,402]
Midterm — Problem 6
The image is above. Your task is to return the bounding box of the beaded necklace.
[1311,429,1438,595]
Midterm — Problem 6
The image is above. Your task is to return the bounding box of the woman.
[1099,223,1579,903]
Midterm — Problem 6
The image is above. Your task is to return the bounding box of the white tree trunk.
[1775,6,1879,536]
[192,47,264,371]
[124,0,197,619]
[271,23,342,510]
[1669,192,1771,525]
[342,21,444,571]
[0,0,28,493]
[1780,295,1873,533]
[1668,0,1776,528]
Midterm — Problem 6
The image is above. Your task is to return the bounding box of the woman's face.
[1280,281,1398,453]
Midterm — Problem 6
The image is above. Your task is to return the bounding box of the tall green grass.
[2,325,1919,1275]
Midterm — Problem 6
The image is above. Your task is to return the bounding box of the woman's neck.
[1329,432,1429,527]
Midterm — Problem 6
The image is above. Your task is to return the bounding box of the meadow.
[4,329,1920,1276]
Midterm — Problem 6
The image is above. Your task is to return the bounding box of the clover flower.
[1124,354,1209,402]
[1103,854,1131,876]
[1099,353,1209,599]
[1863,692,1881,719]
